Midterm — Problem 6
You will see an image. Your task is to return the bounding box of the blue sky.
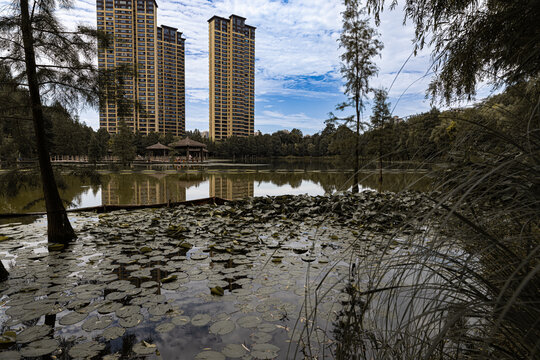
[24,0,493,134]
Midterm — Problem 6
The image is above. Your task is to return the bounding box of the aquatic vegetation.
[0,191,427,359]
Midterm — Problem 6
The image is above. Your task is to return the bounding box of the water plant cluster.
[0,191,428,359]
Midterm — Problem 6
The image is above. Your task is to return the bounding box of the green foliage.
[338,0,383,117]
[333,78,540,359]
[111,121,136,166]
[370,88,391,128]
[365,0,540,102]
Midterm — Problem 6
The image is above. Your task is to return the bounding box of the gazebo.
[168,137,208,163]
[145,142,172,161]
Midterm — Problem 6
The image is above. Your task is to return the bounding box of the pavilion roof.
[168,137,207,149]
[145,142,172,151]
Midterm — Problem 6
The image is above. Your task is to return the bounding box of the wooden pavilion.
[168,137,208,163]
[145,142,172,161]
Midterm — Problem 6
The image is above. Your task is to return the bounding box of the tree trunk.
[20,0,75,244]
[352,98,360,193]
[378,134,383,191]
[0,260,8,281]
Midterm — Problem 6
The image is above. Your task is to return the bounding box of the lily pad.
[221,344,247,358]
[172,315,190,326]
[148,303,172,316]
[20,339,58,357]
[209,320,235,335]
[237,315,261,328]
[195,350,225,360]
[251,343,280,359]
[252,332,272,343]
[140,246,153,254]
[0,351,20,360]
[102,326,125,341]
[210,286,224,296]
[98,301,122,314]
[191,314,211,327]
[116,305,140,318]
[132,341,157,355]
[105,292,126,301]
[161,274,177,283]
[59,311,88,326]
[118,314,143,328]
[48,243,64,251]
[16,325,51,344]
[156,322,175,333]
[68,340,106,359]
[0,331,16,346]
[190,253,208,261]
[82,315,113,332]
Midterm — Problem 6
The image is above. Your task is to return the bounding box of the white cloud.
[1,0,463,132]
[257,110,324,132]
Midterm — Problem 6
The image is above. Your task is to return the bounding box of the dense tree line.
[2,79,535,168]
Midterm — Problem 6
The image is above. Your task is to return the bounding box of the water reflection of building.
[209,174,254,201]
[102,175,203,205]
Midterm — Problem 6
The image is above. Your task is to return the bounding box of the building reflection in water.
[209,174,254,201]
[101,174,206,205]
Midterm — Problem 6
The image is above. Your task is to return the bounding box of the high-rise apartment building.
[97,0,185,135]
[208,15,255,140]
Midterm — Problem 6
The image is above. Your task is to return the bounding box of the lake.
[0,161,432,215]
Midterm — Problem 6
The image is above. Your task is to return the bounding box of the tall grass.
[296,81,539,359]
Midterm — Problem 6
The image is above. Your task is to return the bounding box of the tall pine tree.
[0,0,126,245]
[334,0,383,192]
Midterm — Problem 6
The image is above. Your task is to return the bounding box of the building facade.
[208,15,255,141]
[97,0,185,136]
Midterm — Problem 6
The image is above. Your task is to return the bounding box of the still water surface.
[0,167,431,214]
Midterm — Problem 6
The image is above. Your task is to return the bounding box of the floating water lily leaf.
[59,311,88,326]
[97,301,122,314]
[105,292,126,301]
[82,315,113,332]
[221,344,247,358]
[102,326,125,341]
[148,303,172,316]
[116,305,140,318]
[162,282,180,290]
[118,314,143,328]
[133,341,157,355]
[156,322,175,333]
[0,331,16,347]
[16,325,51,344]
[301,255,316,262]
[0,350,20,360]
[179,242,193,250]
[68,340,106,359]
[194,350,225,360]
[190,253,208,261]
[210,286,224,296]
[252,332,272,343]
[171,315,190,326]
[161,274,177,283]
[48,243,64,251]
[237,315,261,328]
[251,343,280,359]
[257,323,277,333]
[191,314,211,327]
[102,354,120,360]
[20,339,58,357]
[140,246,152,254]
[209,320,235,335]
